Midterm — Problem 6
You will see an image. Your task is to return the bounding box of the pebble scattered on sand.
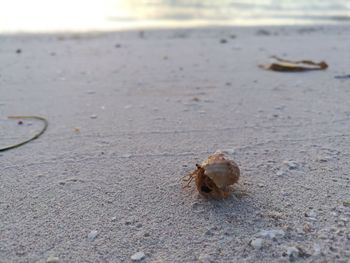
[286,246,299,258]
[258,229,285,239]
[256,29,271,35]
[276,170,285,176]
[283,160,298,170]
[204,228,214,236]
[124,105,132,109]
[87,230,98,241]
[342,200,350,207]
[313,243,321,256]
[305,210,317,220]
[131,251,145,261]
[90,114,98,119]
[339,217,348,222]
[250,238,263,249]
[198,254,212,263]
[47,255,60,263]
[316,156,330,163]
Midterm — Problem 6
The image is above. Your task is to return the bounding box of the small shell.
[188,153,240,199]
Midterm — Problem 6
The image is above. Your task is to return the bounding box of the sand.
[1,25,350,262]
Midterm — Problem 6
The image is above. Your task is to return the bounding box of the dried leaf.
[259,56,328,72]
[184,153,240,199]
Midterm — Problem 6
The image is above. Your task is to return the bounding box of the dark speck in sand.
[17,120,23,125]
[16,49,22,54]
[230,34,237,39]
[220,39,228,44]
[115,44,121,48]
[334,74,350,79]
[256,29,271,36]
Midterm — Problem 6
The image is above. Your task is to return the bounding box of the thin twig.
[0,116,48,152]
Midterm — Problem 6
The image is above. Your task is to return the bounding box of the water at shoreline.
[1,0,350,33]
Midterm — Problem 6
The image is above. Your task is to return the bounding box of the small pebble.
[124,105,132,109]
[305,210,317,220]
[90,114,98,119]
[316,156,330,163]
[256,29,271,36]
[250,238,263,249]
[131,251,145,261]
[286,247,299,258]
[198,254,212,263]
[204,228,214,236]
[313,243,321,256]
[276,170,285,176]
[342,200,350,207]
[47,256,60,263]
[258,229,285,239]
[87,230,98,241]
[16,49,22,54]
[283,160,298,170]
[258,183,265,188]
[220,39,227,44]
[339,217,348,222]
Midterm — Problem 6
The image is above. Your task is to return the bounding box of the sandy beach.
[1,25,350,262]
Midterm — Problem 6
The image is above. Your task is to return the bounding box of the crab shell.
[201,153,240,189]
[194,153,240,198]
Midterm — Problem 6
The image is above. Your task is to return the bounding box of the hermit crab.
[184,153,240,199]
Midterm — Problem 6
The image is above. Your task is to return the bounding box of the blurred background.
[0,0,350,33]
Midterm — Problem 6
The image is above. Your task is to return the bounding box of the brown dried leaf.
[259,56,328,72]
